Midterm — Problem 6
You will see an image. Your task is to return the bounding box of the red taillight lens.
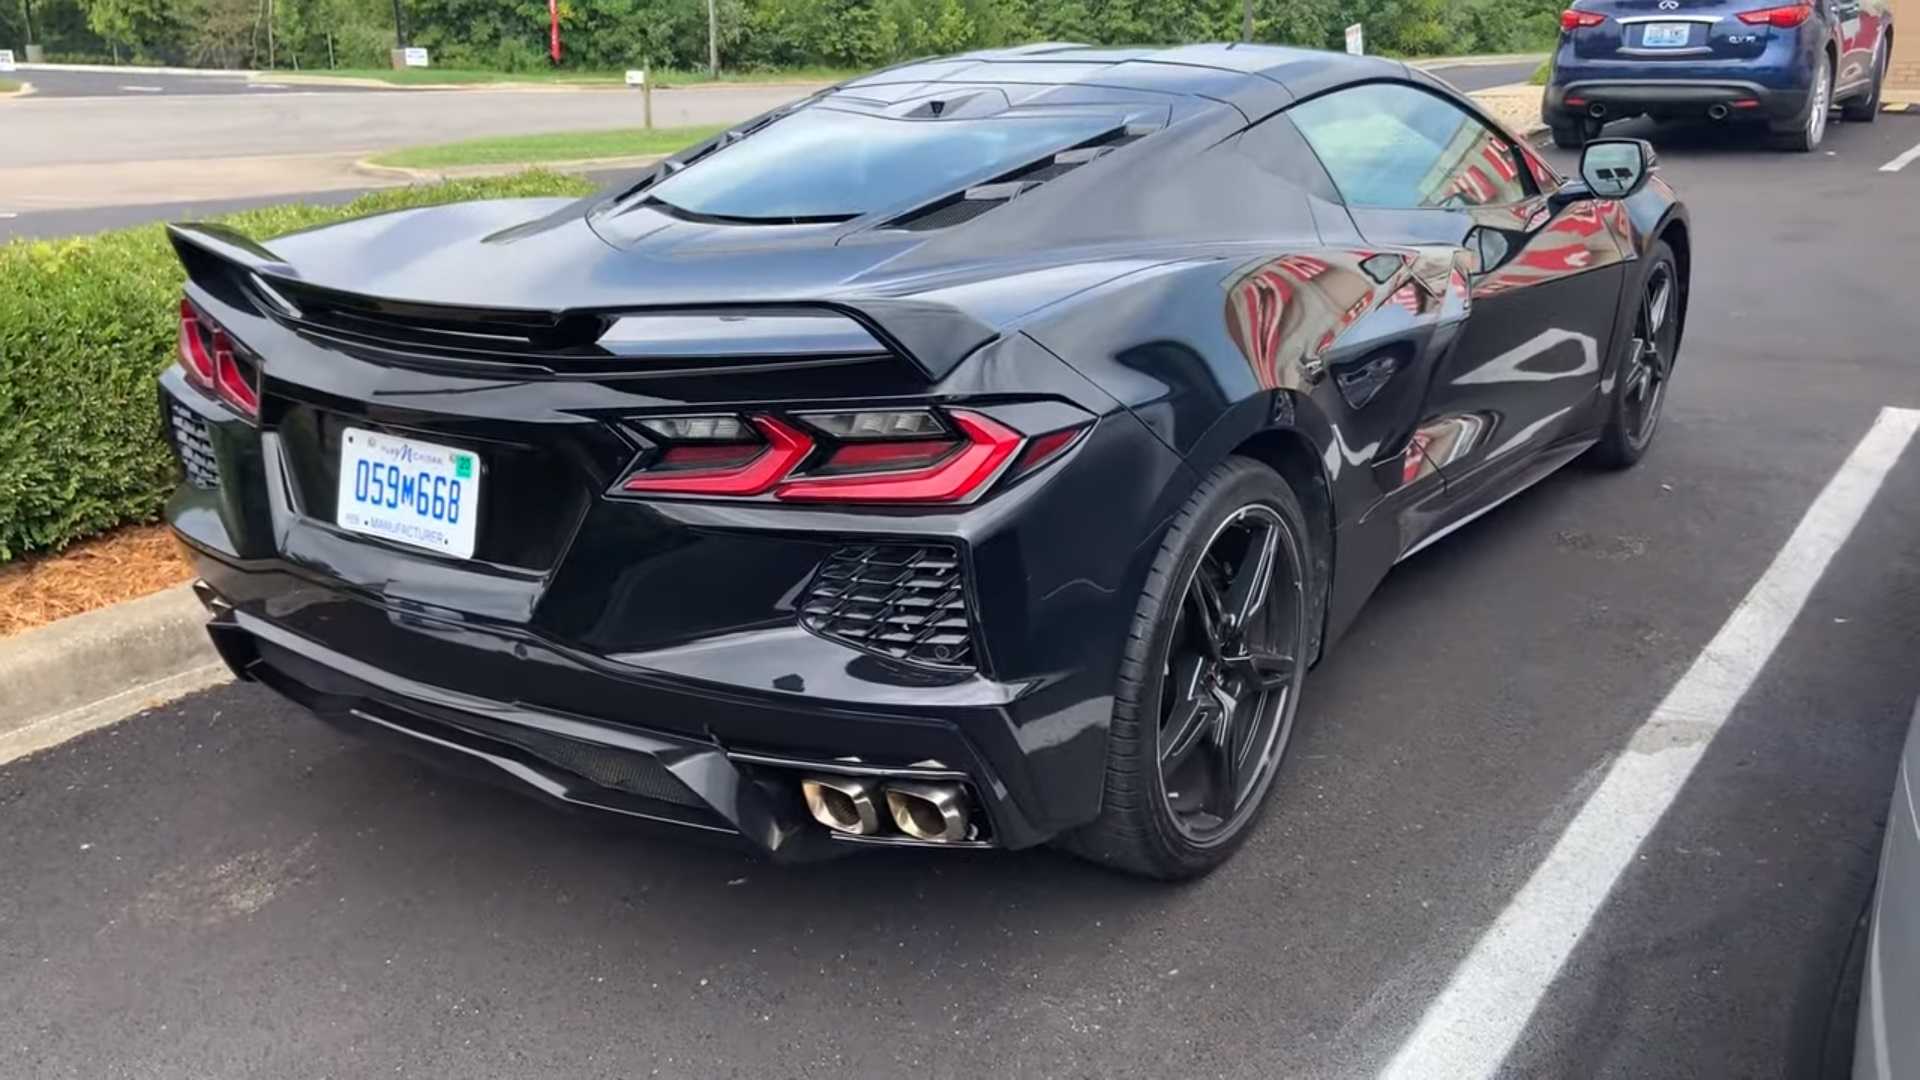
[1561,8,1607,30]
[776,411,1022,503]
[211,329,260,417]
[621,415,812,495]
[1738,3,1813,27]
[177,298,215,387]
[617,408,1074,503]
[1006,423,1089,481]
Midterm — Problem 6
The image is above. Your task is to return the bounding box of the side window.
[1289,83,1532,210]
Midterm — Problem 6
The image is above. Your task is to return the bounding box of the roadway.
[11,65,387,97]
[3,77,1919,1080]
[0,61,1539,242]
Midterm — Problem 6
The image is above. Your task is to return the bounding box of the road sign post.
[1345,23,1365,56]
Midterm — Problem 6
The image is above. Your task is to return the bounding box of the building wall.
[1893,0,1920,89]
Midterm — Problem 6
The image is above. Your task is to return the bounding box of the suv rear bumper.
[1545,80,1811,127]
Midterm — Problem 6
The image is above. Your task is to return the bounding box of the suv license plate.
[336,427,480,559]
[1643,23,1691,47]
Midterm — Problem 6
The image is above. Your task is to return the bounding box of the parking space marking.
[119,85,163,93]
[1880,140,1920,172]
[1379,405,1920,1080]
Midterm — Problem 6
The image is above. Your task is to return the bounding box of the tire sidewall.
[1130,463,1311,873]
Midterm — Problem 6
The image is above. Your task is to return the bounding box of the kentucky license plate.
[1642,23,1691,47]
[335,427,480,559]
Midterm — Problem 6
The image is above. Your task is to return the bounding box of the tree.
[78,0,181,53]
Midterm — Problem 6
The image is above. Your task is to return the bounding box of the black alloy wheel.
[1590,240,1681,469]
[1157,505,1300,843]
[1064,458,1312,879]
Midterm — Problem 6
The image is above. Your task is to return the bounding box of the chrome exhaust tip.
[1707,103,1730,121]
[801,776,883,836]
[884,782,970,842]
[1587,102,1608,119]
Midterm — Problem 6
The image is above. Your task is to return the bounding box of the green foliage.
[25,0,1557,74]
[0,172,594,561]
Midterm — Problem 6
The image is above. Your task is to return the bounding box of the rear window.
[642,107,1121,221]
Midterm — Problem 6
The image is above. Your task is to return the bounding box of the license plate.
[1642,23,1691,47]
[335,427,480,559]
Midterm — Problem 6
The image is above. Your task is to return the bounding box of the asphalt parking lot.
[3,108,1919,1080]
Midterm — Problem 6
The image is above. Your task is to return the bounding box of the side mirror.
[1577,138,1656,199]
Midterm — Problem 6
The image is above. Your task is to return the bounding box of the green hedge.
[0,172,595,562]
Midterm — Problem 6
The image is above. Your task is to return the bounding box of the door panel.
[1351,197,1627,511]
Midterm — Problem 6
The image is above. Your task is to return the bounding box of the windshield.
[642,107,1121,221]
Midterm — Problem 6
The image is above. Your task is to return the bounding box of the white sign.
[1345,23,1365,56]
[0,49,15,73]
[403,47,430,67]
[625,69,647,87]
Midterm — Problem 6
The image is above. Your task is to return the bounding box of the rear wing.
[166,222,998,382]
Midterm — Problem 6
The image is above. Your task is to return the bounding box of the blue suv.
[1544,0,1895,151]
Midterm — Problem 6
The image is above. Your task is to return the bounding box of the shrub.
[0,171,595,561]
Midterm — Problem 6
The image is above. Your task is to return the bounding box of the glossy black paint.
[159,43,1691,860]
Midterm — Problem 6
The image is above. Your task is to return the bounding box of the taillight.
[1560,8,1607,30]
[211,329,259,418]
[617,408,1088,504]
[177,298,215,388]
[177,296,260,419]
[1738,3,1813,27]
[620,415,811,495]
[777,411,1022,503]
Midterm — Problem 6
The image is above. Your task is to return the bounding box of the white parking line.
[1880,140,1920,172]
[119,85,164,93]
[1379,405,1920,1080]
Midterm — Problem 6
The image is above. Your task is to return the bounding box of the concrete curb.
[352,152,668,183]
[0,583,229,765]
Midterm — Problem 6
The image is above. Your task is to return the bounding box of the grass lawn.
[367,126,724,169]
[293,65,857,88]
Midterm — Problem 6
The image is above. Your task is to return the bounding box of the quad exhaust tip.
[885,782,970,842]
[801,776,882,836]
[800,775,975,842]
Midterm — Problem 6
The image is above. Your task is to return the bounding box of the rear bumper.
[191,562,1054,860]
[1545,79,1811,125]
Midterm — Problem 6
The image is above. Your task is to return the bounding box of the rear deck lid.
[1569,0,1775,61]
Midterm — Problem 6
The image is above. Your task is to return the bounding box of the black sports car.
[160,44,1690,879]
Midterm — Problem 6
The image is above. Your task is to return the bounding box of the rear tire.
[1841,39,1886,122]
[1060,458,1312,880]
[1551,123,1586,150]
[1588,240,1681,470]
[1776,57,1833,151]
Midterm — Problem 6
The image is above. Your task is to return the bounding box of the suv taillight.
[619,407,1087,504]
[1560,8,1607,30]
[1737,3,1814,27]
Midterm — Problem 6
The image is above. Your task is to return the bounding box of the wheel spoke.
[1645,274,1672,336]
[1220,517,1279,631]
[1189,573,1228,661]
[1160,655,1214,770]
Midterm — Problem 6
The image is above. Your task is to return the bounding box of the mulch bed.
[0,524,194,638]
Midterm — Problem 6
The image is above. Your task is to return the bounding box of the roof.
[838,42,1412,120]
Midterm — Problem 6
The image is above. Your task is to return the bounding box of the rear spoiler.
[165,222,999,381]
